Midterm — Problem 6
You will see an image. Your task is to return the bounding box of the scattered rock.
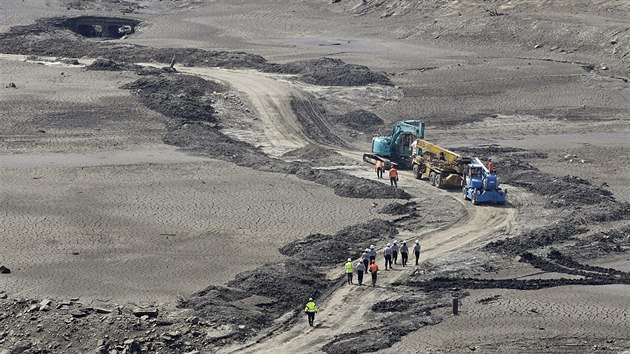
[132,308,159,318]
[71,310,87,318]
[5,82,16,89]
[600,64,608,70]
[534,44,541,49]
[0,266,10,274]
[94,307,112,314]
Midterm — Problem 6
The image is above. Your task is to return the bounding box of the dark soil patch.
[263,57,391,86]
[484,222,588,255]
[179,260,335,342]
[371,298,414,313]
[280,219,398,266]
[329,110,384,132]
[322,298,448,354]
[295,168,412,199]
[378,201,417,215]
[122,74,227,123]
[86,58,134,71]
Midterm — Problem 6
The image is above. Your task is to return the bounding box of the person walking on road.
[392,240,399,264]
[383,243,393,270]
[356,261,366,286]
[414,240,421,265]
[368,260,379,287]
[361,248,370,272]
[304,298,319,327]
[389,164,399,188]
[375,160,384,179]
[400,241,409,267]
[345,258,353,284]
[369,245,377,263]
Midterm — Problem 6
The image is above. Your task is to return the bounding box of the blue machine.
[462,157,507,205]
[363,120,425,169]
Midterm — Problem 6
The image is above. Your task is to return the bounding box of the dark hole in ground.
[60,16,139,38]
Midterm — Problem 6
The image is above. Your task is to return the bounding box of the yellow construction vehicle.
[411,139,472,188]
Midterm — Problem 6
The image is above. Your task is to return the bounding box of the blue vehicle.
[363,120,425,169]
[462,158,507,205]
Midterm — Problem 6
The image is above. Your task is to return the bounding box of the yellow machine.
[411,139,471,188]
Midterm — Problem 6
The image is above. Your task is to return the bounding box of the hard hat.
[365,248,370,252]
[386,243,391,246]
[370,245,374,249]
[308,297,313,301]
[348,258,352,262]
[393,240,397,244]
[488,158,492,161]
[415,240,419,244]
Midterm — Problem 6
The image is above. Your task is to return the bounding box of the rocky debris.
[280,219,398,265]
[0,266,10,274]
[132,307,158,318]
[263,57,391,86]
[5,83,16,89]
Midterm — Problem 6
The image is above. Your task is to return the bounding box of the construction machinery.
[462,157,507,205]
[362,120,425,169]
[410,139,472,188]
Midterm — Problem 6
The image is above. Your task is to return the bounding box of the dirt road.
[175,66,518,354]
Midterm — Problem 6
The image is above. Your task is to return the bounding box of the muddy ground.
[1,0,629,353]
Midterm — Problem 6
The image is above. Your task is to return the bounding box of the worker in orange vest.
[487,158,494,173]
[389,164,398,188]
[368,260,379,287]
[375,160,384,179]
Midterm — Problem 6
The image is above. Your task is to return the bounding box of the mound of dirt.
[179,260,335,342]
[378,202,417,215]
[0,18,267,69]
[280,219,398,266]
[296,168,412,199]
[122,74,226,123]
[263,57,391,86]
[484,222,588,255]
[86,57,133,71]
[329,110,384,132]
[574,226,630,258]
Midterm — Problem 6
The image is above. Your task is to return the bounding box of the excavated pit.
[60,16,139,38]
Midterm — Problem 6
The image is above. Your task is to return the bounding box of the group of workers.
[375,160,398,188]
[345,240,422,287]
[306,240,422,327]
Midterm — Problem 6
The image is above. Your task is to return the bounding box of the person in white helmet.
[369,245,377,263]
[361,248,370,271]
[392,240,399,264]
[414,240,421,265]
[400,241,409,267]
[356,260,366,286]
[383,243,392,270]
[344,258,354,284]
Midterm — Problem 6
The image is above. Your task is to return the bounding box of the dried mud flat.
[1,0,629,353]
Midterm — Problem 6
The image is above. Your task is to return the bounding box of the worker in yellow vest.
[304,297,319,327]
[345,258,354,284]
[389,165,399,188]
[375,160,384,179]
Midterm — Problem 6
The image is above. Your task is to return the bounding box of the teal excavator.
[362,120,425,169]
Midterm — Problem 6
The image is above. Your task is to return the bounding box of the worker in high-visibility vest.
[368,260,379,287]
[487,158,495,173]
[304,298,319,327]
[344,258,353,284]
[389,165,399,188]
[375,160,384,179]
